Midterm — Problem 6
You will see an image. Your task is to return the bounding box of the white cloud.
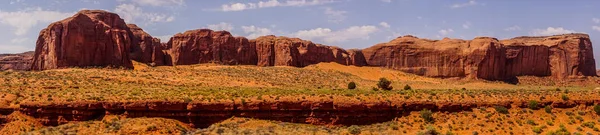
[530,27,576,36]
[462,22,471,29]
[504,25,521,31]
[324,7,346,23]
[592,26,600,32]
[291,25,378,43]
[129,0,184,7]
[155,35,172,42]
[438,29,454,36]
[593,18,600,24]
[381,0,391,3]
[379,22,390,28]
[451,0,477,9]
[114,4,175,24]
[221,0,335,12]
[241,25,273,39]
[0,7,73,36]
[206,22,234,31]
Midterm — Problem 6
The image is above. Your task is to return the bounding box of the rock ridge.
[27,10,597,81]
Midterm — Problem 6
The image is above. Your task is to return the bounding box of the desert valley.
[1,9,600,135]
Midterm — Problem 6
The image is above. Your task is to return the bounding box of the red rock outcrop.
[167,29,257,65]
[26,10,596,80]
[128,24,168,66]
[165,30,361,67]
[252,35,365,67]
[501,34,596,79]
[31,10,133,70]
[10,97,600,128]
[362,34,596,80]
[361,36,507,80]
[0,51,33,71]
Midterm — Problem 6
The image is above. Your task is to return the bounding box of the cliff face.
[501,34,597,79]
[0,51,34,71]
[361,34,596,80]
[27,10,596,81]
[31,10,133,70]
[128,24,167,66]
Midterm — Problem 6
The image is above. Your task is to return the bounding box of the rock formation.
[0,51,34,71]
[128,24,168,66]
[360,34,596,80]
[30,10,133,70]
[500,34,597,79]
[165,30,361,67]
[27,9,596,81]
[252,35,365,67]
[167,29,257,65]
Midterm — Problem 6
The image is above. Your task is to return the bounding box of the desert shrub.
[420,109,434,123]
[528,100,539,110]
[532,126,544,134]
[417,126,439,135]
[546,124,569,135]
[494,106,509,114]
[403,84,412,90]
[377,78,393,90]
[581,122,595,128]
[348,125,361,135]
[372,87,379,91]
[545,105,552,113]
[594,105,600,115]
[445,130,455,135]
[562,94,569,101]
[347,82,356,90]
[527,119,537,125]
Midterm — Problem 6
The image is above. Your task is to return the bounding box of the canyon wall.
[0,51,33,71]
[27,10,596,80]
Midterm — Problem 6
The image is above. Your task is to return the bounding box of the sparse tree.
[347,82,357,90]
[377,77,393,90]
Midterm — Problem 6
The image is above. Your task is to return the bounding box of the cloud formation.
[451,0,477,9]
[221,0,334,12]
[530,27,576,36]
[207,22,234,31]
[242,25,274,39]
[291,25,379,43]
[114,4,175,24]
[0,7,73,36]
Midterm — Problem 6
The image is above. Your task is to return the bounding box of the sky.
[1,0,600,66]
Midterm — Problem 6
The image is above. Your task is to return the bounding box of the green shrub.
[528,100,539,110]
[372,87,379,91]
[561,94,569,101]
[377,78,393,90]
[347,82,357,90]
[532,126,543,134]
[417,126,439,135]
[545,105,552,113]
[494,106,509,114]
[594,105,600,115]
[546,124,569,135]
[348,125,361,135]
[420,109,434,123]
[403,84,412,90]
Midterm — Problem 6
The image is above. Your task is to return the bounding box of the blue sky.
[2,0,600,66]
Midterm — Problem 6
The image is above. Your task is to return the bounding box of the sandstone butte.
[23,10,597,81]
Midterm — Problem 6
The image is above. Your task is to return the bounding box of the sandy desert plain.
[1,9,600,135]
